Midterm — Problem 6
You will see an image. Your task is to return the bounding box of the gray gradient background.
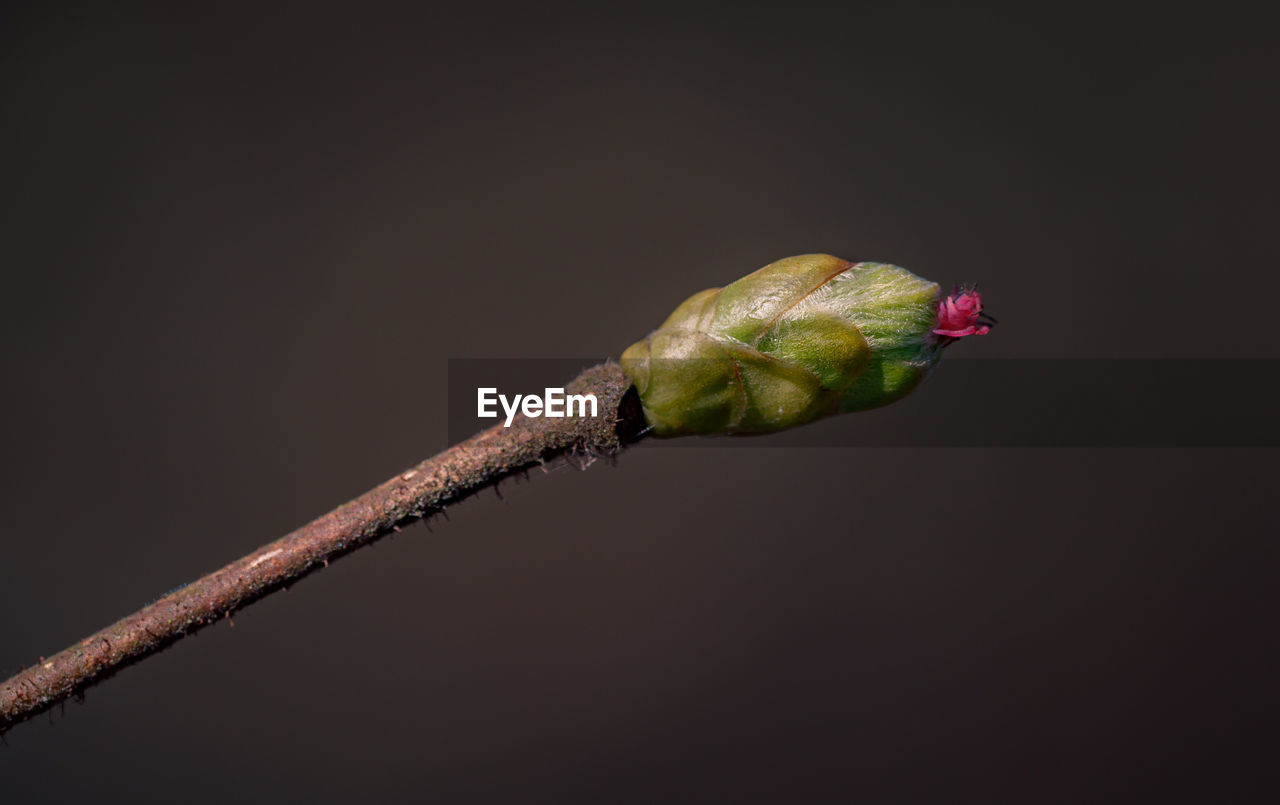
[2,2,1277,801]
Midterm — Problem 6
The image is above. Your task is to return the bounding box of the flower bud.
[620,254,989,437]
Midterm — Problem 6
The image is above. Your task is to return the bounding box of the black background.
[2,2,1277,801]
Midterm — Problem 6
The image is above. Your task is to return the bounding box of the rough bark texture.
[1,362,644,734]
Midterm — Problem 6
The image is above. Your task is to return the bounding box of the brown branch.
[1,362,644,734]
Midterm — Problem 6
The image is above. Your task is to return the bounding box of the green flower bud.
[620,254,987,437]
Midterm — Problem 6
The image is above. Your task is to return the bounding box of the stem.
[1,362,644,734]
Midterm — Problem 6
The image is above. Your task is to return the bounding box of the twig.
[1,362,643,734]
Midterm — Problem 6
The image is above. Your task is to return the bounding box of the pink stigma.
[933,288,992,339]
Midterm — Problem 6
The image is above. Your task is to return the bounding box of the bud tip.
[933,287,995,341]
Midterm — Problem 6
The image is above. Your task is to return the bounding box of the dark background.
[3,1,1277,801]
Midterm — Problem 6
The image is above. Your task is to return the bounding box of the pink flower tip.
[932,288,994,340]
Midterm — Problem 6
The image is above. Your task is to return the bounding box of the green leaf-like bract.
[620,254,943,436]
